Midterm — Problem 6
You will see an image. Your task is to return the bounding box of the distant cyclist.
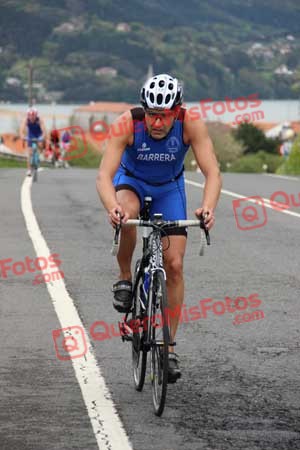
[20,107,47,176]
[61,130,71,152]
[49,128,61,166]
[62,129,71,144]
[97,73,222,382]
[59,130,71,168]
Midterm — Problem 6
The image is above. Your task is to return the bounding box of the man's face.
[144,108,178,139]
[28,114,37,122]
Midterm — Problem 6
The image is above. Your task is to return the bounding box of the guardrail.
[0,145,27,161]
[0,145,54,167]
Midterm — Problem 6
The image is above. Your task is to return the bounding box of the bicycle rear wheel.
[150,270,170,416]
[132,259,147,391]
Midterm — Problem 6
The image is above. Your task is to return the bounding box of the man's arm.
[19,118,26,140]
[184,116,222,229]
[96,111,133,226]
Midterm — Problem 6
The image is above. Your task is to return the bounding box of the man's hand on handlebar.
[194,207,215,230]
[108,205,129,227]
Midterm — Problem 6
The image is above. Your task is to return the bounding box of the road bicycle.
[111,196,210,416]
[24,137,43,182]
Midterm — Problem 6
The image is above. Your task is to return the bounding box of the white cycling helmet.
[140,73,183,110]
[27,107,38,118]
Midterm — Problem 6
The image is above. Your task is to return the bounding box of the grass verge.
[67,139,102,168]
[0,157,26,168]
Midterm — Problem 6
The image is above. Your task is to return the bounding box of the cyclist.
[96,74,222,382]
[61,129,71,159]
[61,129,71,147]
[49,128,61,166]
[20,107,47,176]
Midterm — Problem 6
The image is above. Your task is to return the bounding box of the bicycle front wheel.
[150,270,170,416]
[32,167,38,182]
[131,259,147,391]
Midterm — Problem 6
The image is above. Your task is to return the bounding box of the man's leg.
[162,235,187,352]
[112,189,140,312]
[115,189,140,281]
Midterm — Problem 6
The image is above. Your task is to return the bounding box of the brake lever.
[198,214,211,256]
[199,214,210,246]
[111,212,122,256]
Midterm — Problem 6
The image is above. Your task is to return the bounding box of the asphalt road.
[0,168,300,450]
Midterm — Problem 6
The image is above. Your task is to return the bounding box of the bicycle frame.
[118,212,210,342]
[130,217,167,349]
[31,143,40,168]
[23,137,42,167]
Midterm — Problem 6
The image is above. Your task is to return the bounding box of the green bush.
[276,136,300,175]
[230,151,282,173]
[255,151,282,173]
[230,154,263,173]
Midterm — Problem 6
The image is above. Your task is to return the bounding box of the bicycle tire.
[132,259,147,391]
[33,167,38,182]
[31,149,39,182]
[150,270,170,416]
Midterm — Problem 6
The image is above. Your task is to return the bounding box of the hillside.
[1,0,300,102]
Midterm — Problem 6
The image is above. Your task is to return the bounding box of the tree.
[291,69,300,94]
[234,123,279,154]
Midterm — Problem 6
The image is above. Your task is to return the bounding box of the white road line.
[21,177,133,450]
[263,173,299,181]
[185,179,205,189]
[185,178,300,219]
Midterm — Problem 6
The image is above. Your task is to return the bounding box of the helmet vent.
[159,80,165,87]
[157,93,163,105]
[165,94,171,103]
[150,82,155,88]
[150,92,155,103]
[168,83,173,90]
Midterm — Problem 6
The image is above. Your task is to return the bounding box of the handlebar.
[23,137,44,141]
[111,215,211,256]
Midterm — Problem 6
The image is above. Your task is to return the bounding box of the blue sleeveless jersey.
[120,108,189,184]
[27,118,42,138]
